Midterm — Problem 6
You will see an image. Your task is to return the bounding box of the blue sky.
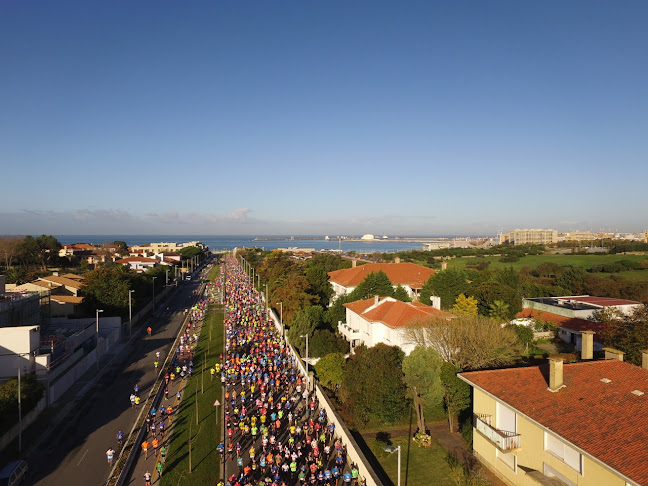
[1,1,646,236]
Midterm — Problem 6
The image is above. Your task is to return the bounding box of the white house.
[339,296,454,355]
[115,256,160,272]
[328,262,435,302]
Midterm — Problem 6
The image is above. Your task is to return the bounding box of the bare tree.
[404,314,521,371]
[0,236,24,269]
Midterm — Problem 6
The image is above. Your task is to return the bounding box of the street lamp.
[165,268,169,286]
[300,334,309,392]
[152,276,157,310]
[128,290,135,338]
[96,309,104,371]
[265,283,268,313]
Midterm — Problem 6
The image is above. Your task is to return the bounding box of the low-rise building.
[115,256,160,272]
[459,351,648,486]
[523,295,642,320]
[340,296,453,355]
[328,262,435,302]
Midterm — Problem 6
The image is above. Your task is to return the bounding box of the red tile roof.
[460,360,648,485]
[328,263,434,288]
[516,309,608,342]
[345,297,453,329]
[566,296,641,307]
[116,257,159,263]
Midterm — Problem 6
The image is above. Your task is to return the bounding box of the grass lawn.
[207,263,220,282]
[161,306,224,486]
[446,253,648,281]
[363,433,455,486]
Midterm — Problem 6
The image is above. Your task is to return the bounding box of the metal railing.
[473,413,521,451]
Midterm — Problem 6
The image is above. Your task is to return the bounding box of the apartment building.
[500,229,558,245]
[459,345,648,486]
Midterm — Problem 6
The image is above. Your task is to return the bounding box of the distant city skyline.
[1,1,647,235]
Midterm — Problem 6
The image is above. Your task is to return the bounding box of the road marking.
[76,448,89,466]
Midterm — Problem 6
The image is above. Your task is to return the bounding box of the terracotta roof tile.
[328,263,434,288]
[345,297,453,329]
[50,295,84,304]
[516,309,608,342]
[116,256,159,263]
[39,275,84,289]
[567,296,641,307]
[460,360,648,485]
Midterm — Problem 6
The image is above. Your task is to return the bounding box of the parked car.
[0,460,28,486]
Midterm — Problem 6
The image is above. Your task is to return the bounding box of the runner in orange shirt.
[152,438,159,453]
[142,440,149,459]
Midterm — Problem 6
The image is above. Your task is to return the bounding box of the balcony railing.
[473,413,521,451]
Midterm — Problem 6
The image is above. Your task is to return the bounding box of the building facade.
[501,229,558,245]
[460,357,648,486]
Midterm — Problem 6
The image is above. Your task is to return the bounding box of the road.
[27,278,203,486]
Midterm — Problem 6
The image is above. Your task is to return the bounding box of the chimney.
[441,261,448,271]
[548,357,564,391]
[430,295,441,310]
[603,348,625,361]
[642,350,648,370]
[394,256,401,264]
[352,259,357,268]
[581,331,595,360]
[374,295,379,306]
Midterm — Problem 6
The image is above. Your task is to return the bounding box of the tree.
[402,346,444,434]
[20,235,62,270]
[508,324,534,351]
[451,294,478,316]
[340,344,408,426]
[309,330,349,358]
[287,305,324,349]
[469,282,521,319]
[405,314,521,371]
[440,362,471,433]
[394,285,411,302]
[555,267,587,295]
[597,304,648,366]
[315,353,346,391]
[349,271,395,300]
[488,300,511,323]
[420,269,469,310]
[305,263,333,306]
[273,275,316,324]
[81,267,139,316]
[112,240,128,253]
[0,236,23,269]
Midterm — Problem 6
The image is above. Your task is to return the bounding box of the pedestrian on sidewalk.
[106,448,115,465]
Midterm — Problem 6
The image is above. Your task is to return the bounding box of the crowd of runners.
[219,256,365,486]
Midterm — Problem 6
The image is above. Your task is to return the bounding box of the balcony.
[473,413,521,452]
[338,322,361,341]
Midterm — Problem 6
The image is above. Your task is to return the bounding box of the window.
[496,402,516,433]
[497,450,516,471]
[545,432,583,474]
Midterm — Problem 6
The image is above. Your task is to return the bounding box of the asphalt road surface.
[27,277,203,486]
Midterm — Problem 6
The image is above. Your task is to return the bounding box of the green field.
[363,433,455,486]
[161,306,224,486]
[446,253,648,281]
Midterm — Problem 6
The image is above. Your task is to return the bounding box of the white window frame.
[544,432,583,475]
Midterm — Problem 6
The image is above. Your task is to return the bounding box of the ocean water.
[53,235,461,253]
